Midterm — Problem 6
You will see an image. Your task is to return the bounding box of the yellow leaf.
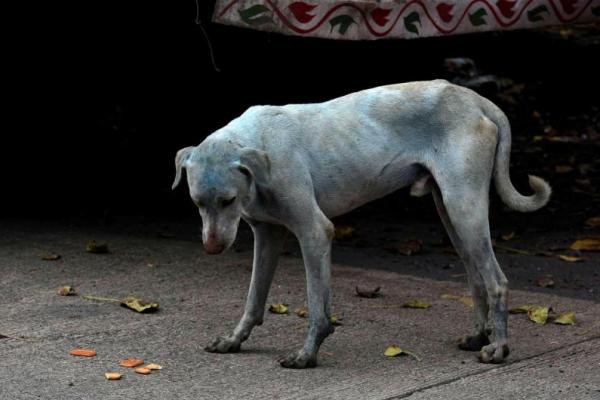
[554,312,576,325]
[86,240,109,254]
[330,314,342,326]
[268,304,288,314]
[383,345,421,361]
[459,296,474,308]
[120,297,159,313]
[104,372,123,380]
[57,286,76,296]
[295,307,308,318]
[41,253,61,261]
[528,306,550,324]
[334,226,355,239]
[403,299,431,309]
[584,216,600,227]
[570,238,600,251]
[440,294,460,300]
[559,255,583,262]
[501,232,516,241]
[144,363,162,370]
[509,305,535,314]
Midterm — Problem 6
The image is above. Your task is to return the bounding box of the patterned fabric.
[213,0,600,40]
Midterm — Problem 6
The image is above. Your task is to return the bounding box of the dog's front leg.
[205,222,287,353]
[280,216,335,369]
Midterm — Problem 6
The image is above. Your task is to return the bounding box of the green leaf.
[469,8,487,26]
[527,5,548,23]
[238,4,272,26]
[329,15,356,35]
[403,11,421,35]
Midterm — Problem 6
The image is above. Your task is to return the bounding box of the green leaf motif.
[239,4,273,26]
[403,11,421,35]
[469,8,488,26]
[527,5,548,22]
[592,6,600,17]
[329,15,356,35]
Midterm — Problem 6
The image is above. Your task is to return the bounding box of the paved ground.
[1,219,599,399]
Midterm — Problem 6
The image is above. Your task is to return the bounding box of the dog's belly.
[315,162,426,218]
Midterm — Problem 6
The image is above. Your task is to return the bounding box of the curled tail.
[489,108,551,212]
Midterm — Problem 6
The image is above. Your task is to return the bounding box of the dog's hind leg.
[433,182,509,363]
[205,222,287,353]
[432,185,490,351]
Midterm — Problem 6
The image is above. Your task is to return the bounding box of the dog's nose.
[204,236,225,255]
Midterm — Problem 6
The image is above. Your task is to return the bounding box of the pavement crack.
[385,336,600,400]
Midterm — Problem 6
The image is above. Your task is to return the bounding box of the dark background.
[5,1,599,224]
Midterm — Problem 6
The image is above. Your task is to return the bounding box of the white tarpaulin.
[213,0,600,40]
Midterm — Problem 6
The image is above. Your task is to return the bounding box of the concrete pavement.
[1,220,599,399]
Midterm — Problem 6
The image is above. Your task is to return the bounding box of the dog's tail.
[488,107,551,212]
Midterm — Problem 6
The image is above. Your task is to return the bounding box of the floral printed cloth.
[213,0,600,40]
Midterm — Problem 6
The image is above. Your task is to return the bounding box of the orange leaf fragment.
[70,348,97,357]
[135,367,152,375]
[119,358,144,368]
[104,372,123,380]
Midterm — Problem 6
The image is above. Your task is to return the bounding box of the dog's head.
[171,140,270,255]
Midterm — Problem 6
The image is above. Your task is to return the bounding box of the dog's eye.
[196,200,204,208]
[221,197,236,207]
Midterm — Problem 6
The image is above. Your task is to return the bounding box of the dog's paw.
[278,350,317,369]
[457,332,490,351]
[479,342,509,363]
[204,336,241,353]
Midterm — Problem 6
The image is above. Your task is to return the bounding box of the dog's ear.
[172,146,195,190]
[236,148,271,187]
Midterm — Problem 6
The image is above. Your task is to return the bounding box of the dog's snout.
[204,234,225,255]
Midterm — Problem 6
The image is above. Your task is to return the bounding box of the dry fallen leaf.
[334,226,355,239]
[528,306,550,324]
[70,348,97,357]
[554,312,576,325]
[121,297,159,313]
[570,238,600,251]
[269,304,288,314]
[501,231,516,241]
[397,240,423,256]
[383,345,421,361]
[559,255,584,263]
[104,372,123,381]
[135,367,152,375]
[86,240,109,254]
[584,216,600,227]
[355,286,381,298]
[144,363,162,370]
[459,296,474,308]
[509,305,535,314]
[295,307,308,318]
[440,294,461,300]
[120,358,145,368]
[535,276,555,288]
[555,165,574,173]
[57,286,77,296]
[41,253,61,261]
[403,299,431,309]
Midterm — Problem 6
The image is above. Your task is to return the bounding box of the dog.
[172,80,551,369]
